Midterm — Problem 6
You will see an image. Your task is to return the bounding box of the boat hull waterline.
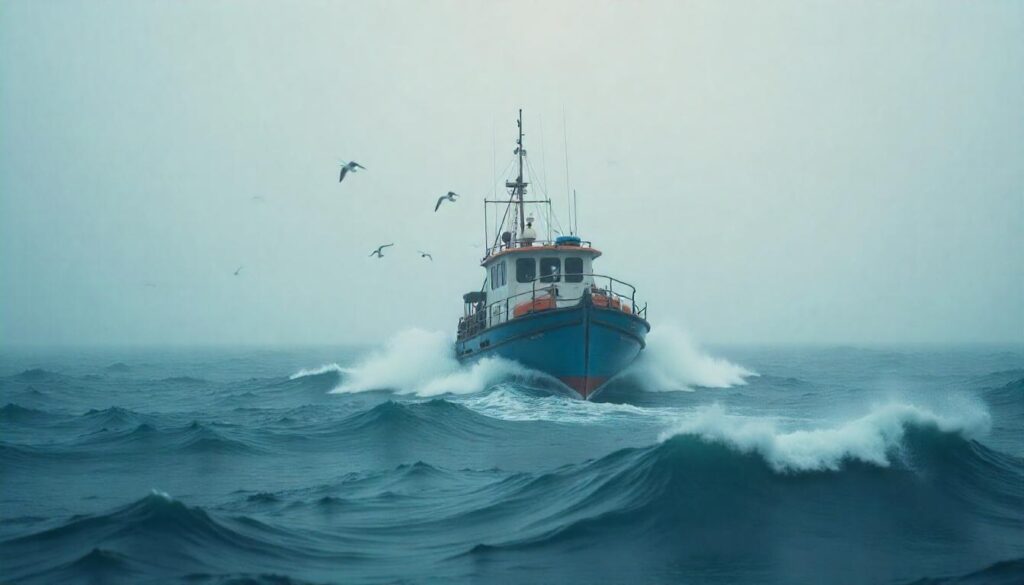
[455,293,650,400]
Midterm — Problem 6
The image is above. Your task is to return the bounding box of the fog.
[1,1,1021,346]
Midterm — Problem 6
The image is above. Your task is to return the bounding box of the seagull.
[417,251,433,261]
[233,266,243,276]
[339,161,366,183]
[369,243,394,258]
[434,191,459,212]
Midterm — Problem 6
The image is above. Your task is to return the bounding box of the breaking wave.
[660,401,992,472]
[621,325,755,391]
[461,407,1023,570]
[289,329,543,397]
[293,326,755,398]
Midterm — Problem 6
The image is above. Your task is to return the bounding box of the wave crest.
[622,325,755,391]
[660,402,992,472]
[291,329,531,397]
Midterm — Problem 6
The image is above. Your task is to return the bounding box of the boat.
[455,110,650,400]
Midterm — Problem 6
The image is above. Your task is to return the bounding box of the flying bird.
[369,244,394,258]
[234,266,243,276]
[434,191,459,212]
[339,161,365,183]
[417,251,433,261]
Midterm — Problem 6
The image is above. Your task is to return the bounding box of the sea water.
[1,330,1022,584]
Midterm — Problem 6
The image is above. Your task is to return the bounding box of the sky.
[1,0,1022,346]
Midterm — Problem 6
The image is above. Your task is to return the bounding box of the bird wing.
[352,162,365,170]
[434,196,445,211]
[382,243,394,249]
[449,191,459,198]
[426,254,433,261]
[339,167,348,182]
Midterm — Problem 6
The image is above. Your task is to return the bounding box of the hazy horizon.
[2,1,1022,346]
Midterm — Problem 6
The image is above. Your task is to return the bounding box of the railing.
[457,273,648,341]
[484,239,595,259]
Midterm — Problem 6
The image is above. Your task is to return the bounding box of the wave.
[0,402,50,423]
[659,401,992,472]
[289,363,346,380]
[104,362,132,373]
[291,329,537,397]
[98,421,264,455]
[10,411,1019,584]
[983,377,1023,409]
[178,573,324,585]
[618,325,756,391]
[328,399,504,441]
[462,408,1023,563]
[158,376,207,384]
[0,491,329,583]
[14,368,55,381]
[79,406,146,430]
[4,419,265,458]
[905,558,1024,585]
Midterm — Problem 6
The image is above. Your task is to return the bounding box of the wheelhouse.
[458,236,644,339]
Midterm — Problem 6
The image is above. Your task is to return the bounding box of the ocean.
[1,328,1022,584]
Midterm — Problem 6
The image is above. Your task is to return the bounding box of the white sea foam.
[622,325,755,391]
[459,385,672,423]
[295,325,755,398]
[660,402,991,472]
[289,363,348,380]
[149,488,174,501]
[312,329,529,397]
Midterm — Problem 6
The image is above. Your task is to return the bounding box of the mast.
[488,109,538,255]
[517,109,526,232]
[505,109,528,236]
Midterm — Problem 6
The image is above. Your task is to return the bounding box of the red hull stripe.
[558,376,609,400]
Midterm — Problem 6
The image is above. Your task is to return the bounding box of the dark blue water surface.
[1,342,1022,584]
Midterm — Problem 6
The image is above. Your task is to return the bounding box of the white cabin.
[479,239,602,327]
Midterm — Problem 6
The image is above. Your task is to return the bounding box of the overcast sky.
[1,1,1021,346]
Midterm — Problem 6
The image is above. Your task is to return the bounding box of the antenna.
[562,109,573,235]
[573,189,579,235]
[492,117,497,200]
[490,118,496,250]
[538,115,552,241]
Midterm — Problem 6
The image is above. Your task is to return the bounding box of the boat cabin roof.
[482,243,601,267]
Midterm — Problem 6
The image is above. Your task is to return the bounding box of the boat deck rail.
[458,273,648,340]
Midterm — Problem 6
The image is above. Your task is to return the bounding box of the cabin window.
[540,258,561,282]
[516,258,536,283]
[491,262,506,289]
[565,257,584,282]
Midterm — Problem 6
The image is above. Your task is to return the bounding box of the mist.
[1,0,1021,346]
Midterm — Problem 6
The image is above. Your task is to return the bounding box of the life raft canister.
[513,295,557,317]
[591,293,621,310]
[592,292,633,314]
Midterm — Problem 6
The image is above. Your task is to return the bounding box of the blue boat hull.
[455,294,650,399]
